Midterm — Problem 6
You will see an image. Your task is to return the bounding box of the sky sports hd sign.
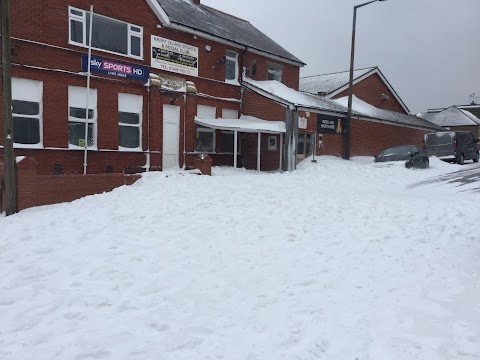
[81,55,149,83]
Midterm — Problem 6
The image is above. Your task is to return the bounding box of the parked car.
[374,145,429,169]
[424,131,479,165]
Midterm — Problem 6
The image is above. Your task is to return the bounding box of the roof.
[417,106,480,127]
[152,0,304,66]
[242,76,351,115]
[300,67,375,95]
[195,115,285,134]
[334,96,444,132]
[242,77,442,131]
[299,67,410,114]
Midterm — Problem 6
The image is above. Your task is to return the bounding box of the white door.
[163,105,180,170]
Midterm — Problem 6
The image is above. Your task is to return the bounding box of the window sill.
[193,151,242,155]
[69,144,98,151]
[13,144,44,149]
[118,146,143,152]
[224,79,240,86]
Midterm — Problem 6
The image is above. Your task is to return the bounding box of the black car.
[375,145,429,169]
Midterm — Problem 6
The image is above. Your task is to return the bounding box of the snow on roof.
[243,77,442,131]
[242,77,349,114]
[334,96,444,131]
[417,106,480,127]
[299,67,375,95]
[299,67,410,114]
[460,109,480,125]
[195,115,286,134]
[156,0,304,65]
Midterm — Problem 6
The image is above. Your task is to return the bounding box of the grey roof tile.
[157,0,304,65]
[299,67,376,94]
[417,106,480,127]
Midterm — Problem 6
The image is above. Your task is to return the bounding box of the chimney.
[193,0,200,4]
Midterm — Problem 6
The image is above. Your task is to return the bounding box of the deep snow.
[1,156,480,360]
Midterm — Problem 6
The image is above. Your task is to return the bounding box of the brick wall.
[316,118,429,157]
[12,156,140,211]
[333,73,407,114]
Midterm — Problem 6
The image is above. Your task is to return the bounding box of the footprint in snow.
[75,350,112,359]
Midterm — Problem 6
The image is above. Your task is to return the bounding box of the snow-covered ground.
[1,156,480,360]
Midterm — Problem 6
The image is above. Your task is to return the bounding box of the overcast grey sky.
[202,0,480,114]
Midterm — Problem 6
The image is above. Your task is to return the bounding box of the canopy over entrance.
[194,115,285,171]
[194,115,285,134]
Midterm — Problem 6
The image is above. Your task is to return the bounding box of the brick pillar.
[193,154,213,175]
[16,157,39,210]
[0,158,4,213]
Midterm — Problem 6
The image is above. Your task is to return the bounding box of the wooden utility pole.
[2,0,17,215]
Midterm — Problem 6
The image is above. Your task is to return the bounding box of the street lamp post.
[345,0,387,160]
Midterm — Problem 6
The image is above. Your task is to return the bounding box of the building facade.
[1,0,305,175]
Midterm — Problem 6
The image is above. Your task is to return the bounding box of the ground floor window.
[196,127,215,152]
[68,86,97,149]
[297,132,315,163]
[268,135,277,151]
[118,93,142,150]
[12,78,43,147]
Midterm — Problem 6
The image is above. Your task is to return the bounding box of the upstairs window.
[12,78,43,147]
[267,62,283,82]
[118,93,143,150]
[69,6,143,59]
[68,86,97,149]
[225,50,239,84]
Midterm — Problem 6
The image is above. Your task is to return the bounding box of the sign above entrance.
[150,73,186,92]
[317,114,346,135]
[151,35,199,77]
[81,55,149,83]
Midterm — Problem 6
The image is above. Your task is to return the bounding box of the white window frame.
[197,104,216,119]
[12,78,43,149]
[268,135,277,151]
[221,108,238,119]
[118,93,143,151]
[196,128,216,153]
[68,86,98,150]
[267,62,283,82]
[225,50,239,85]
[68,6,144,60]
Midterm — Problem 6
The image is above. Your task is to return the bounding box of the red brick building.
[0,0,446,210]
[1,0,306,176]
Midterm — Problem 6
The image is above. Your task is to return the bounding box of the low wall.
[1,156,141,212]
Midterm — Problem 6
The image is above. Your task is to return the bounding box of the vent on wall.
[381,94,390,101]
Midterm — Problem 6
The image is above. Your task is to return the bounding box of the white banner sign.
[151,35,198,77]
[298,117,308,129]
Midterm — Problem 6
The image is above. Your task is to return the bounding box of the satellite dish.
[251,60,257,78]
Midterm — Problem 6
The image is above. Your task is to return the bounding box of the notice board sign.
[298,117,307,129]
[151,35,199,77]
[317,114,346,135]
[81,55,149,83]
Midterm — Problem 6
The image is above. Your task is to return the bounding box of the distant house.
[299,66,410,114]
[417,106,480,138]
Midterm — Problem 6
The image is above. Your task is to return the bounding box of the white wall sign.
[298,117,308,129]
[151,35,199,77]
